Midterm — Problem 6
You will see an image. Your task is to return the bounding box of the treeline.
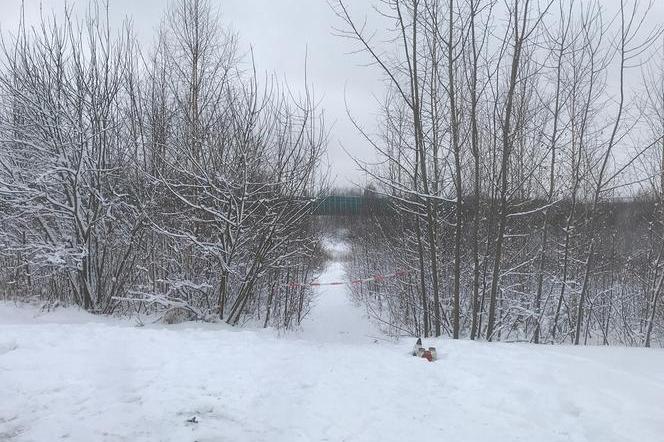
[335,0,664,346]
[0,0,326,327]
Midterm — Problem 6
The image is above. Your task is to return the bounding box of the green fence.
[310,195,392,216]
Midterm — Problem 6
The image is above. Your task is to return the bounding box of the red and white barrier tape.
[285,270,411,289]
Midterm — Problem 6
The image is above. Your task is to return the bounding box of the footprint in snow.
[0,340,18,355]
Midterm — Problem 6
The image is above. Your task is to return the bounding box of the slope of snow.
[297,239,379,345]
[1,241,664,441]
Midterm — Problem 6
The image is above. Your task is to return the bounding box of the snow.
[2,241,664,441]
[298,238,379,345]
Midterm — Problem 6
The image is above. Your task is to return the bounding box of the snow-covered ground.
[2,241,664,441]
[297,239,379,345]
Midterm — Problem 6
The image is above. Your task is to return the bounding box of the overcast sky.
[2,1,663,187]
[1,0,383,186]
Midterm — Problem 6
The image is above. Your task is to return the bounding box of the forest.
[0,0,663,347]
[0,0,328,328]
[333,0,664,347]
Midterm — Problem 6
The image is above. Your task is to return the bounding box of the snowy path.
[298,240,378,344]
[1,241,664,441]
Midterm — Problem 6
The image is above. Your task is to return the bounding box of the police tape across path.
[285,270,412,289]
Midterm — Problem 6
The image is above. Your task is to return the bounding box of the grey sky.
[1,0,383,186]
[2,1,663,187]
